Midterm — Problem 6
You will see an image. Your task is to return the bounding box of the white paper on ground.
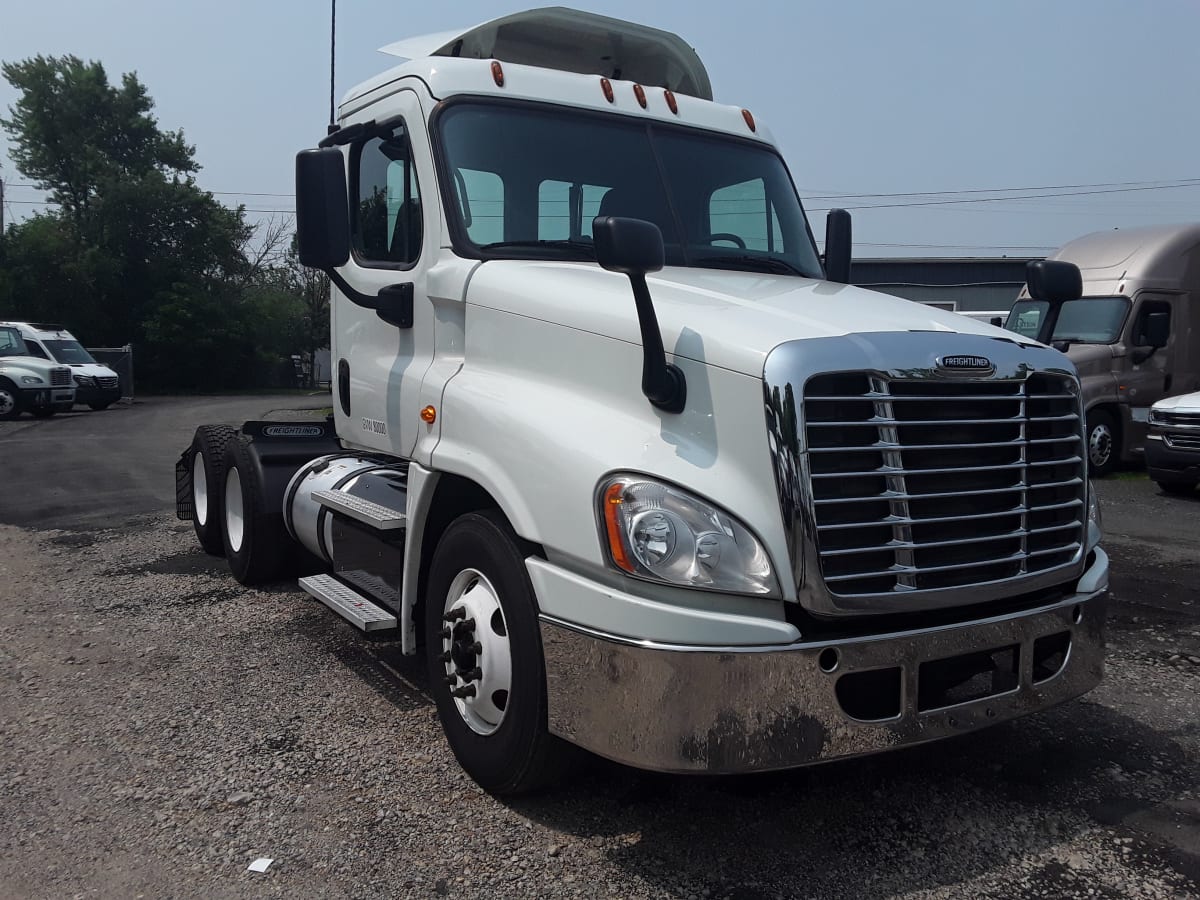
[247,858,274,873]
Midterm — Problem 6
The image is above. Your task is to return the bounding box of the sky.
[2,0,1200,258]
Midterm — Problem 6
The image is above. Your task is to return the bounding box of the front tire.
[30,406,54,419]
[221,435,291,585]
[0,381,19,421]
[189,425,238,555]
[425,510,569,795]
[1086,409,1118,478]
[89,401,112,411]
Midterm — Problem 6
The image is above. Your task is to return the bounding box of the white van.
[1,322,122,410]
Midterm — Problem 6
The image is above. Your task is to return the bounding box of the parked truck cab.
[1007,224,1200,476]
[2,322,123,410]
[0,324,75,420]
[178,8,1108,794]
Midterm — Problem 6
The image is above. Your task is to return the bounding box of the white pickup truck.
[176,8,1108,794]
[0,323,76,419]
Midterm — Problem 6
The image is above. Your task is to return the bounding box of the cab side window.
[352,123,423,267]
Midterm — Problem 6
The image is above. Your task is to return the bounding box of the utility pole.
[0,177,5,233]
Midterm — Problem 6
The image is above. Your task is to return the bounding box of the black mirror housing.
[824,208,852,284]
[1026,260,1082,304]
[295,148,351,270]
[1140,311,1170,349]
[593,216,665,275]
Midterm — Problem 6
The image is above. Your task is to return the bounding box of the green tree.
[0,55,307,390]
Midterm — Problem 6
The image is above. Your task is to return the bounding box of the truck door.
[334,89,436,458]
[1121,294,1175,429]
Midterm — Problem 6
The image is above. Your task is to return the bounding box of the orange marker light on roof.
[742,108,757,132]
[600,77,614,103]
[664,89,678,114]
[421,405,437,424]
[602,482,635,573]
[633,83,647,108]
[491,60,505,87]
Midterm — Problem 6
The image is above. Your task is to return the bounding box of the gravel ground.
[0,400,1197,898]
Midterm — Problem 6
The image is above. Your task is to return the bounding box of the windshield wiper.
[479,238,596,258]
[691,254,807,277]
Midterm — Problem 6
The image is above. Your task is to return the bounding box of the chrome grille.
[1165,434,1200,451]
[803,373,1086,597]
[96,375,119,389]
[50,367,71,386]
[1161,411,1200,426]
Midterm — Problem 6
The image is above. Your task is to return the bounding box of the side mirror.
[593,216,664,275]
[592,216,684,414]
[295,148,350,269]
[1140,311,1170,349]
[1025,260,1082,304]
[824,209,852,285]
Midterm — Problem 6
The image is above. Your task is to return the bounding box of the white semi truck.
[0,323,76,419]
[176,8,1109,794]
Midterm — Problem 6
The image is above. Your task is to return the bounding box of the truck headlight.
[20,375,43,384]
[599,475,778,595]
[1087,479,1102,550]
[74,374,95,386]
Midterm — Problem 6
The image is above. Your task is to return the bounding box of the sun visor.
[379,6,713,100]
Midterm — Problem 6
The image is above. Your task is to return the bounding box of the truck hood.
[0,355,68,381]
[67,362,119,378]
[1063,343,1116,377]
[466,261,1014,376]
[1152,389,1200,414]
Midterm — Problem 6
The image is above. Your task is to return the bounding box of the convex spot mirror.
[295,147,350,270]
[1026,259,1082,304]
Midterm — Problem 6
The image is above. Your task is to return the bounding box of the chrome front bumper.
[540,549,1107,774]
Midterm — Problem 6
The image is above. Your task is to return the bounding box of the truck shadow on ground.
[505,701,1196,899]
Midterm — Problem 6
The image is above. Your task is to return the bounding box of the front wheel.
[1085,410,1118,478]
[189,425,238,555]
[425,510,569,795]
[88,401,112,411]
[30,406,54,419]
[0,382,21,421]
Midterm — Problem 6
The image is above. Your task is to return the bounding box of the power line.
[808,180,1200,212]
[805,177,1200,200]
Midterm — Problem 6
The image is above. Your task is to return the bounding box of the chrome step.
[299,574,398,632]
[312,489,407,530]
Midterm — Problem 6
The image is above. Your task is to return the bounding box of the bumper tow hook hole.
[818,647,840,674]
[835,667,902,722]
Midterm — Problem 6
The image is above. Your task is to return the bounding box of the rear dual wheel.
[220,435,292,585]
[189,425,238,555]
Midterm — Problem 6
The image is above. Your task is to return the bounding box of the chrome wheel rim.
[1088,422,1113,469]
[441,568,512,735]
[0,389,15,416]
[192,451,209,526]
[224,467,245,552]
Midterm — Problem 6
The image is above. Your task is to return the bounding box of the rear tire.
[1085,409,1118,478]
[221,435,291,585]
[1157,481,1196,496]
[425,510,570,795]
[189,425,238,555]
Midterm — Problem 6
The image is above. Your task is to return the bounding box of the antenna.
[327,0,337,135]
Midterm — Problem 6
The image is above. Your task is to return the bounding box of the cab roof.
[374,7,712,101]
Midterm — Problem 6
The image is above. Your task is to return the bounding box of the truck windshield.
[0,326,31,357]
[1005,297,1129,343]
[44,339,97,365]
[434,100,824,278]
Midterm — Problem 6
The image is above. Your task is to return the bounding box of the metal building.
[851,257,1039,318]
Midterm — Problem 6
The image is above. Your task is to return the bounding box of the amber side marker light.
[664,89,679,114]
[742,108,756,132]
[421,405,437,424]
[600,77,614,103]
[491,61,505,87]
[633,83,647,108]
[602,483,635,573]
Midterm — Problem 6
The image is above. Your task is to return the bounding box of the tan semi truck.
[1007,224,1200,476]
